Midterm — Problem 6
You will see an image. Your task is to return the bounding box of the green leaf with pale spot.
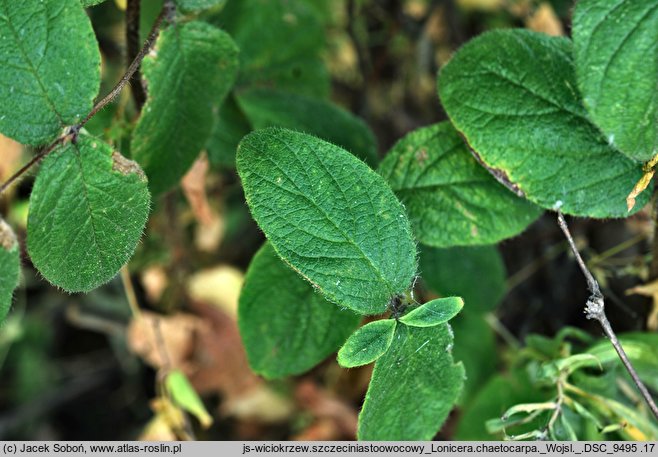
[0,0,101,145]
[420,244,506,313]
[237,128,417,315]
[132,21,238,195]
[358,324,465,440]
[27,135,150,293]
[399,297,463,328]
[0,219,20,324]
[237,88,379,167]
[210,0,330,97]
[379,122,541,246]
[239,243,360,378]
[573,0,658,162]
[337,319,396,368]
[166,370,212,428]
[174,0,226,14]
[439,29,650,218]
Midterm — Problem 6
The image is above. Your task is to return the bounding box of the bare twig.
[126,0,146,109]
[0,2,173,196]
[556,211,658,421]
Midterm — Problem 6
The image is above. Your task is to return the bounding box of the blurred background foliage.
[0,0,656,440]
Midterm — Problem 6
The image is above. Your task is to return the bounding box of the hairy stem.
[0,2,173,197]
[557,211,658,421]
[126,0,146,110]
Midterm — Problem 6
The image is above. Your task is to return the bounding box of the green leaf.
[239,243,360,378]
[165,370,213,428]
[173,0,226,14]
[0,0,101,145]
[132,21,238,195]
[420,244,506,313]
[207,95,251,167]
[210,0,330,97]
[27,135,150,292]
[573,0,658,162]
[237,88,379,167]
[358,324,464,440]
[80,0,107,6]
[439,29,650,218]
[379,123,541,246]
[237,128,417,315]
[0,219,20,323]
[337,319,396,368]
[399,297,463,327]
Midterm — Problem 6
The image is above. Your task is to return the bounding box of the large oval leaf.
[379,122,541,246]
[237,127,417,315]
[0,0,101,145]
[132,21,239,195]
[358,324,465,440]
[27,135,150,292]
[239,243,360,379]
[573,0,658,162]
[0,219,20,323]
[439,29,650,218]
[337,319,396,368]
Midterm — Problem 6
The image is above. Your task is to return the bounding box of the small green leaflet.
[239,243,360,379]
[173,0,226,14]
[399,297,463,328]
[439,29,650,218]
[27,135,150,292]
[237,128,417,315]
[573,0,658,162]
[420,244,506,313]
[379,123,541,246]
[132,21,238,195]
[165,370,212,428]
[358,324,464,440]
[337,319,396,368]
[236,88,379,167]
[0,219,20,323]
[0,0,101,145]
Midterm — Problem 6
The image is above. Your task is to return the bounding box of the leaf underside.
[439,29,650,218]
[239,243,360,379]
[358,324,465,440]
[379,122,541,247]
[27,135,151,292]
[132,21,239,195]
[337,319,396,368]
[573,0,658,162]
[0,0,100,145]
[237,127,417,315]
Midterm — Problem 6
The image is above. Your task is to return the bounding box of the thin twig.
[120,265,142,319]
[126,0,146,109]
[0,3,172,197]
[556,211,658,421]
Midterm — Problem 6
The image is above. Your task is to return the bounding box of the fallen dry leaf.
[295,380,358,439]
[0,134,23,182]
[181,153,216,226]
[525,3,564,36]
[140,266,169,304]
[187,265,244,317]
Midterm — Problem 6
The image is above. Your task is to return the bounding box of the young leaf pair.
[337,297,463,368]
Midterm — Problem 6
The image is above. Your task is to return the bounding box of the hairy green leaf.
[210,0,329,97]
[239,243,360,378]
[166,370,212,428]
[399,297,463,327]
[380,123,541,246]
[439,29,650,218]
[237,128,417,315]
[573,0,658,162]
[358,324,464,440]
[0,0,101,145]
[27,135,150,292]
[420,244,506,312]
[337,319,396,368]
[173,0,226,14]
[80,0,107,6]
[132,21,238,194]
[0,219,20,323]
[237,88,379,167]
